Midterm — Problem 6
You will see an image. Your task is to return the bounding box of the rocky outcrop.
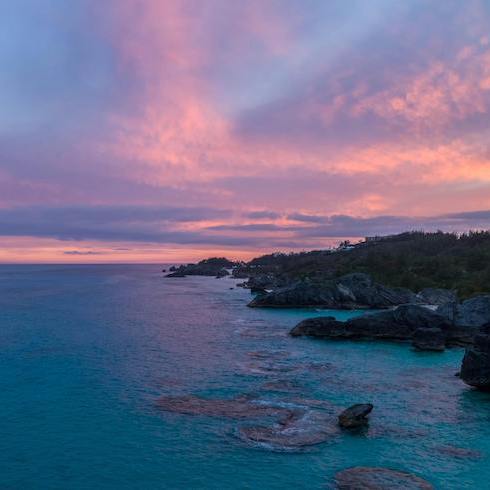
[240,273,283,291]
[437,295,490,328]
[338,403,373,428]
[215,268,229,278]
[444,324,480,347]
[231,269,249,279]
[165,257,235,277]
[412,328,445,351]
[460,323,490,390]
[249,273,417,309]
[290,304,475,347]
[334,467,433,489]
[456,295,490,327]
[290,316,340,337]
[416,288,457,306]
[165,270,186,277]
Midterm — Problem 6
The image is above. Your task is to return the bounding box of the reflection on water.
[0,265,488,489]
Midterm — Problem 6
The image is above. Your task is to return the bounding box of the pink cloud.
[3,0,490,262]
[351,45,490,129]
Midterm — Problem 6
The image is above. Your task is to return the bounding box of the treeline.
[242,231,490,297]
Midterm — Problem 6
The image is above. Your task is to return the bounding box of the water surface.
[1,265,489,489]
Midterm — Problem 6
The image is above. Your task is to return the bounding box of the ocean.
[1,264,489,489]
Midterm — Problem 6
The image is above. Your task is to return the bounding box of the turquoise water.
[1,265,489,489]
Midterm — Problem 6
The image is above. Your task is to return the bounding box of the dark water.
[1,265,489,489]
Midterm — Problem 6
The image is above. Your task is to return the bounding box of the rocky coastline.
[158,243,490,486]
[289,298,490,348]
[163,251,490,394]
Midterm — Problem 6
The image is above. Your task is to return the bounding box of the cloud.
[287,213,328,223]
[1,0,490,261]
[63,250,106,255]
[246,211,282,220]
[295,212,490,238]
[0,205,489,251]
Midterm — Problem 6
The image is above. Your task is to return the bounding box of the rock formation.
[290,304,478,348]
[338,403,373,428]
[438,295,490,328]
[165,257,235,277]
[416,288,457,306]
[412,328,446,351]
[249,273,418,309]
[460,323,490,390]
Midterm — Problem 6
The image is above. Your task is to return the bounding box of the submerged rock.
[460,323,490,390]
[334,467,433,489]
[338,403,373,428]
[412,328,445,351]
[261,380,303,393]
[436,444,482,460]
[156,395,293,420]
[249,273,417,309]
[157,393,342,451]
[238,409,338,450]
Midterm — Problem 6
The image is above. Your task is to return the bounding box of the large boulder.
[249,273,417,309]
[455,295,490,327]
[338,403,373,428]
[460,323,490,390]
[412,328,445,351]
[215,268,229,278]
[416,288,457,306]
[334,467,433,489]
[290,316,343,337]
[437,295,490,328]
[290,305,453,343]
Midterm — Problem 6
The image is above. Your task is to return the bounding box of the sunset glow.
[1,0,490,262]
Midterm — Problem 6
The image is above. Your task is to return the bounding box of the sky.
[1,0,490,263]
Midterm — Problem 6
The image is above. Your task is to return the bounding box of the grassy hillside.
[242,231,490,297]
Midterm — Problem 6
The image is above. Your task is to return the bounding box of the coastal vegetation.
[236,231,490,298]
[166,257,236,277]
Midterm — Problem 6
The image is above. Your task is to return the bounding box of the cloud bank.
[0,0,489,261]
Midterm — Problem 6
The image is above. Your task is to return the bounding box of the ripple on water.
[3,267,490,489]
